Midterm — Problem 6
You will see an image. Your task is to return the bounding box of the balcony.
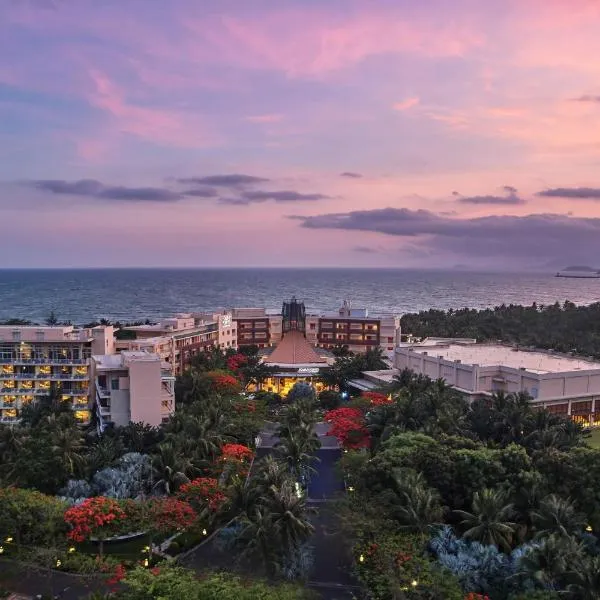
[10,357,87,365]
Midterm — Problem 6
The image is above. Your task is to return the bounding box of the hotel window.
[321,322,333,329]
[255,332,267,339]
[335,323,347,329]
[350,323,363,330]
[111,378,120,390]
[387,337,394,343]
[309,323,316,330]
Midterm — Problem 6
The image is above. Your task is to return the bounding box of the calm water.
[0,268,599,324]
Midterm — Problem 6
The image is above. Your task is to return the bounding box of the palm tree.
[391,471,443,533]
[519,533,583,590]
[274,431,320,485]
[531,494,586,540]
[252,455,289,494]
[151,443,193,494]
[454,488,517,551]
[566,555,600,600]
[49,423,86,477]
[263,480,315,553]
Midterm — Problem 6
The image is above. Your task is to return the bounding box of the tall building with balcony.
[0,325,106,425]
[117,312,236,374]
[233,300,400,355]
[92,351,175,431]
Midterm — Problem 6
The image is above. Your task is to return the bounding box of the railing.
[5,358,88,365]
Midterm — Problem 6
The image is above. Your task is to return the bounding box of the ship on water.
[555,266,600,278]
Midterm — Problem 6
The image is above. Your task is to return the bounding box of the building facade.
[92,351,175,430]
[233,300,400,354]
[118,312,236,374]
[394,340,600,425]
[0,325,105,425]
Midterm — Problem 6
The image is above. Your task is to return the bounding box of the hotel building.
[394,339,600,425]
[117,311,236,374]
[0,324,105,425]
[233,300,400,354]
[92,351,175,431]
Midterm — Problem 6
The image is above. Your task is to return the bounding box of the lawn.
[586,428,600,449]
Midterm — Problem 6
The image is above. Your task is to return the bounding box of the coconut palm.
[566,555,600,600]
[263,480,315,553]
[151,442,193,494]
[49,424,86,477]
[531,494,586,540]
[274,431,320,485]
[454,488,517,551]
[519,533,583,590]
[391,470,443,533]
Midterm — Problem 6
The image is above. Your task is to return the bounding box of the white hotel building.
[394,340,600,424]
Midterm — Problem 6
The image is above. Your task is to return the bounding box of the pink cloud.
[245,114,284,123]
[86,70,219,149]
[393,97,420,111]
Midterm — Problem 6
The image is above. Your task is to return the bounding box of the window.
[12,331,21,342]
[310,323,316,330]
[388,337,394,343]
[111,378,119,390]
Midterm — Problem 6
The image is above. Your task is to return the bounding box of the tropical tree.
[454,488,517,551]
[152,443,194,494]
[531,494,586,540]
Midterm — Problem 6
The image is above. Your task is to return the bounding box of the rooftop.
[405,343,600,374]
[264,330,328,365]
[93,351,161,370]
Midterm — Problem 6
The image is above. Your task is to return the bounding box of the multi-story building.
[0,324,111,425]
[233,300,400,354]
[118,312,236,374]
[92,351,175,430]
[394,339,600,425]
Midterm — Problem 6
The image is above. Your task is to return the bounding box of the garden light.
[143,558,149,567]
[0,546,4,554]
[56,559,62,567]
[348,486,355,492]
[202,528,208,535]
[143,545,151,552]
[5,537,12,543]
[68,547,76,553]
[359,554,365,563]
[587,525,593,532]
[411,580,418,587]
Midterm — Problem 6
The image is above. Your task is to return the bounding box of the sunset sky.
[2,0,600,269]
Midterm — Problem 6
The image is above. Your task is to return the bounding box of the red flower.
[206,371,241,393]
[64,497,127,542]
[361,391,393,406]
[145,498,197,534]
[226,354,248,372]
[178,477,228,512]
[464,594,491,600]
[324,408,369,449]
[221,443,254,462]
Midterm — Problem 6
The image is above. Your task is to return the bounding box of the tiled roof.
[264,330,327,365]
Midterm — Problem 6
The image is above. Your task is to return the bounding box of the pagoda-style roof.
[264,330,328,365]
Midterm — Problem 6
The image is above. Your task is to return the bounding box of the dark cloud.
[242,190,330,203]
[176,174,268,186]
[218,197,253,206]
[293,207,600,265]
[353,246,380,253]
[454,186,525,205]
[27,179,183,202]
[182,187,219,198]
[537,187,600,199]
[340,172,363,178]
[573,95,600,103]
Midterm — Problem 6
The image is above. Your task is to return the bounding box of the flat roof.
[405,343,600,374]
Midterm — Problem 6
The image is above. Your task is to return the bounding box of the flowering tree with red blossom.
[178,477,228,514]
[218,443,254,482]
[226,353,248,373]
[324,407,370,450]
[145,497,197,535]
[64,496,128,555]
[205,370,242,394]
[361,391,393,406]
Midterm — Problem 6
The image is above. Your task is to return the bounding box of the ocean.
[0,268,599,325]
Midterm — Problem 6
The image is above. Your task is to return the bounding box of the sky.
[1,0,600,269]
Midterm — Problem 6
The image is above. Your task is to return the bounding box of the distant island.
[555,266,600,278]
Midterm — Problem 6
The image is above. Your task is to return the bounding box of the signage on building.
[221,314,232,327]
[298,367,320,374]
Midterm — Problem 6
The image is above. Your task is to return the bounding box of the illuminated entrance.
[260,298,332,397]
